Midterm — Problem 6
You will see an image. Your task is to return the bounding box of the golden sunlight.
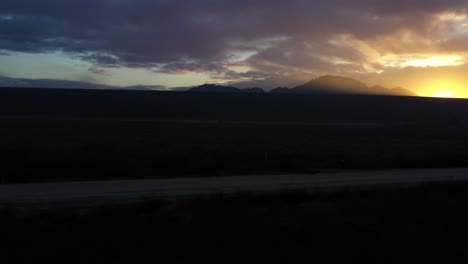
[420,81,468,99]
[401,55,464,68]
[433,91,456,98]
[380,54,466,69]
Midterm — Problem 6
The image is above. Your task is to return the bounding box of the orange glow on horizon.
[420,80,468,99]
[433,91,457,98]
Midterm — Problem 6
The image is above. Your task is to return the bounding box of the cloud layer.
[0,0,467,89]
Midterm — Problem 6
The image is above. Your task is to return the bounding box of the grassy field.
[1,89,468,183]
[1,121,468,183]
[3,182,468,263]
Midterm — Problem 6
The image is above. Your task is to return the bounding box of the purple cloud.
[0,0,467,87]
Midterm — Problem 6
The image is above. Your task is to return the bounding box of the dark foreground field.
[3,89,468,263]
[3,183,468,263]
[1,88,468,183]
[2,121,468,183]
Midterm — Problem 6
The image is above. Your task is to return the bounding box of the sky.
[0,0,467,96]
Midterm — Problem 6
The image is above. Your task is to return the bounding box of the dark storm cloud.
[154,61,229,74]
[81,53,121,65]
[0,0,467,86]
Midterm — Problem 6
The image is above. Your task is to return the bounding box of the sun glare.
[402,55,464,68]
[420,81,468,99]
[433,91,456,98]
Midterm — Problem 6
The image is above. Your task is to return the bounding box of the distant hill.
[241,88,267,93]
[389,87,419,97]
[125,85,169,91]
[291,75,417,96]
[293,75,371,94]
[223,75,418,96]
[0,76,169,91]
[270,87,291,94]
[189,84,240,93]
[189,84,266,93]
[1,75,417,96]
[0,76,118,90]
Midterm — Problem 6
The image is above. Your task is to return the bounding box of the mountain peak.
[188,76,417,97]
[391,87,419,97]
[294,75,370,94]
[189,84,266,93]
[189,84,240,93]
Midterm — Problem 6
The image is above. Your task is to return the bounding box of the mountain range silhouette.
[190,75,418,96]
